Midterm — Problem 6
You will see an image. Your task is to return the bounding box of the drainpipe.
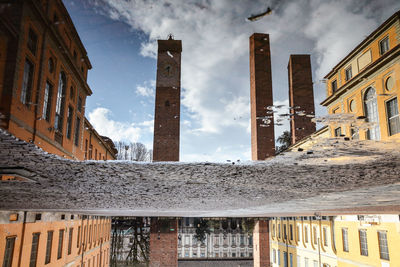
[80,216,84,267]
[17,211,27,267]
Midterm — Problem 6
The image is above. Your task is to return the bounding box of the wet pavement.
[0,130,399,217]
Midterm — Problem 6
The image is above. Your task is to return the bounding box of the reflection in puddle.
[3,213,396,266]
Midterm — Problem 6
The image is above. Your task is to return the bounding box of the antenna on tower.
[167,33,174,40]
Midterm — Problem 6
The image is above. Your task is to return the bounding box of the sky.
[63,0,400,162]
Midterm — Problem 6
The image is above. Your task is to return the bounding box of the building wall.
[322,11,400,141]
[270,217,338,267]
[178,218,253,260]
[0,0,115,161]
[0,211,111,267]
[335,215,400,267]
[83,118,117,161]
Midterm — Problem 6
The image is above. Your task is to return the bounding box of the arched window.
[364,87,380,140]
[55,72,66,131]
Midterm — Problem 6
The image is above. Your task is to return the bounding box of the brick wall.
[153,39,182,162]
[253,220,270,267]
[288,55,316,144]
[250,33,275,160]
[149,218,178,267]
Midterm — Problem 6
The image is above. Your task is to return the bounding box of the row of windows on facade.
[272,222,331,247]
[179,234,252,246]
[179,251,253,258]
[271,250,331,267]
[341,228,389,260]
[23,27,86,147]
[333,91,399,140]
[27,23,87,79]
[84,139,107,161]
[331,36,390,93]
[3,224,110,267]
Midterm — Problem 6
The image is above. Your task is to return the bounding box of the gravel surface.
[0,130,399,217]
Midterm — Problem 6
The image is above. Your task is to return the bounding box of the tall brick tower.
[153,37,182,162]
[250,33,275,160]
[288,55,316,144]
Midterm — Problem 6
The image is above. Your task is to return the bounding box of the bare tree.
[115,141,151,161]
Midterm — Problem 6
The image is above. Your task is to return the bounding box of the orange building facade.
[0,1,116,266]
[0,0,116,160]
[0,211,111,267]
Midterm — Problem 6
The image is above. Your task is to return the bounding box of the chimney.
[288,55,316,144]
[249,33,275,160]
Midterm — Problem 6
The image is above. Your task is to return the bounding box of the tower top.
[158,38,182,53]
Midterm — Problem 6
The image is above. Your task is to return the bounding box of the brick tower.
[288,55,316,144]
[250,33,275,160]
[153,37,182,162]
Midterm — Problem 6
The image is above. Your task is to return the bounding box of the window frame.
[3,236,16,267]
[385,97,400,136]
[359,229,368,256]
[45,231,53,264]
[345,66,352,81]
[331,79,337,93]
[21,58,34,106]
[42,81,53,122]
[379,36,390,55]
[342,228,349,252]
[29,233,40,267]
[57,229,64,259]
[378,231,389,260]
[66,106,74,140]
[27,27,38,56]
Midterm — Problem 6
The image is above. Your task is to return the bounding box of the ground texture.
[1,130,400,217]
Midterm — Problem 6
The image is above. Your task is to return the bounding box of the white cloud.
[135,80,155,97]
[88,107,141,143]
[92,0,400,160]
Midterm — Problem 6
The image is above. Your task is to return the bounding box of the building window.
[48,58,54,73]
[240,235,244,245]
[345,66,352,81]
[68,228,73,255]
[304,226,308,243]
[3,236,16,267]
[29,233,40,267]
[55,72,66,132]
[297,256,301,267]
[313,226,317,245]
[57,229,64,259]
[359,229,368,256]
[273,249,276,263]
[74,117,81,146]
[304,257,309,267]
[95,148,97,160]
[386,98,400,136]
[378,231,389,260]
[45,231,53,264]
[323,227,328,246]
[290,224,293,240]
[290,253,293,267]
[331,80,337,93]
[350,128,359,140]
[296,225,300,241]
[77,96,83,112]
[379,36,389,55]
[334,127,342,137]
[284,224,287,240]
[77,226,81,248]
[42,82,53,121]
[364,87,380,140]
[342,228,349,252]
[66,106,74,139]
[284,252,288,267]
[84,140,88,160]
[272,224,275,238]
[313,260,318,267]
[278,250,281,265]
[21,59,34,105]
[278,224,281,238]
[27,28,38,55]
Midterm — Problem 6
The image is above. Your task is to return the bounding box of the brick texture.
[149,218,178,267]
[250,33,275,160]
[288,55,316,144]
[153,39,182,161]
[253,220,270,267]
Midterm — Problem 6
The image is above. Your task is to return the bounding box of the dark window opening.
[57,229,64,259]
[45,231,53,264]
[29,233,40,267]
[42,82,53,122]
[21,59,34,105]
[74,117,81,146]
[66,106,74,139]
[27,28,38,56]
[3,237,16,267]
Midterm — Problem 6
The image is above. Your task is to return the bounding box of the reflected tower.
[152,36,182,162]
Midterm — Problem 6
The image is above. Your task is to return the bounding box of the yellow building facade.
[334,215,400,267]
[270,217,337,267]
[321,10,400,141]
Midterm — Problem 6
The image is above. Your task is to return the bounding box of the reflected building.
[0,211,111,267]
[178,218,253,260]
